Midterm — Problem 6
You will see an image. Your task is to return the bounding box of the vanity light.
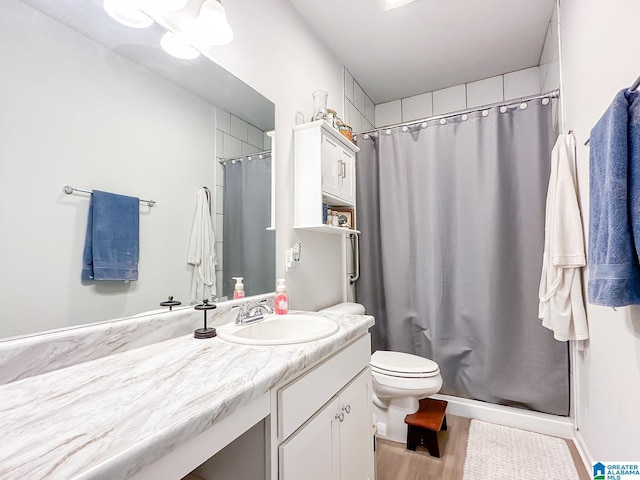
[103,0,153,29]
[154,0,190,10]
[194,0,234,46]
[378,0,418,11]
[160,31,201,59]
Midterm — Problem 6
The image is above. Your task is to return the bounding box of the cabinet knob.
[335,412,345,422]
[342,404,351,414]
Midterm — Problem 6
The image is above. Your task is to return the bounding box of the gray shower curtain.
[356,100,569,416]
[223,156,275,298]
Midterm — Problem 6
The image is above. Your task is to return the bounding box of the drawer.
[278,334,371,441]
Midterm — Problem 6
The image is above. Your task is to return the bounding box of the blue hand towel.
[588,89,640,306]
[82,190,140,281]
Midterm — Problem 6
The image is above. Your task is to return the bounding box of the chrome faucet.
[234,300,273,325]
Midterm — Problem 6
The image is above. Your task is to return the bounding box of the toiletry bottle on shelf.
[232,277,245,299]
[274,279,288,315]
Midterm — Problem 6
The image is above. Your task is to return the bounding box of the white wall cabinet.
[279,368,373,480]
[293,120,360,234]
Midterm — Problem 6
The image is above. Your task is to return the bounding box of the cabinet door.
[321,133,342,199]
[338,147,356,206]
[338,369,373,480]
[279,397,340,480]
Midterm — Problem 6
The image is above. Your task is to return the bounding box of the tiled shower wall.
[345,3,560,132]
[343,69,376,133]
[214,108,270,298]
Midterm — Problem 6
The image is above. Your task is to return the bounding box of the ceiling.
[288,0,556,104]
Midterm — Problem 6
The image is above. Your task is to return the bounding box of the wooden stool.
[404,398,448,457]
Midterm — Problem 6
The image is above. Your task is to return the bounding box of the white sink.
[217,314,339,345]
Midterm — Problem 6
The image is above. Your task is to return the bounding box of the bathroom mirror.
[0,0,275,339]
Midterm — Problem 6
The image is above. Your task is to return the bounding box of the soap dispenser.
[232,277,245,299]
[274,279,288,315]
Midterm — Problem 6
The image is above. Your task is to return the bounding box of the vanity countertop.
[0,311,374,480]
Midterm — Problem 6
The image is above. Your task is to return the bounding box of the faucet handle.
[251,299,273,315]
[232,303,251,317]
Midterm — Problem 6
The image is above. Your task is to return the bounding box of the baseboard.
[432,394,575,439]
[573,430,594,474]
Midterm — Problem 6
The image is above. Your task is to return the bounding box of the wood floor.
[375,415,590,480]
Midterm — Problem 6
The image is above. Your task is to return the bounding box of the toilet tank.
[319,302,365,315]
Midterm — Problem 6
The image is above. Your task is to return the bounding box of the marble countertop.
[0,311,374,480]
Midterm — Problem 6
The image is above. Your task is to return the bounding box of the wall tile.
[215,185,224,215]
[354,82,366,114]
[222,133,241,158]
[349,101,362,132]
[466,75,504,108]
[230,115,248,142]
[241,142,259,155]
[362,119,374,132]
[540,22,555,66]
[264,133,272,150]
[433,84,466,115]
[343,100,352,125]
[504,67,540,100]
[216,108,231,134]
[375,100,402,127]
[247,125,264,150]
[401,92,433,122]
[541,60,560,93]
[216,158,224,187]
[344,69,354,102]
[365,96,375,125]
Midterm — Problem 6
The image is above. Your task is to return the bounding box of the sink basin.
[217,314,339,345]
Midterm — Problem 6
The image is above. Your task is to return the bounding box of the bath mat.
[463,420,579,479]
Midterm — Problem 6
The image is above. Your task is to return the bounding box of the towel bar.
[63,185,156,207]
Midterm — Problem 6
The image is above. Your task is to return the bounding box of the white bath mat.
[463,420,580,480]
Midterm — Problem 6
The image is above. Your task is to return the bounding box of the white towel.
[538,134,588,342]
[187,188,217,303]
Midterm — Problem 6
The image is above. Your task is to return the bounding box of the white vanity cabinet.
[276,334,374,480]
[293,120,360,233]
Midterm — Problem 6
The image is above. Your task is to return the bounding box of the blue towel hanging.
[82,190,140,281]
[588,89,640,306]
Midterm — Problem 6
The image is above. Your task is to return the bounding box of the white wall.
[0,0,217,337]
[200,0,347,311]
[560,0,640,462]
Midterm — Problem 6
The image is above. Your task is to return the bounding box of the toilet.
[319,302,443,444]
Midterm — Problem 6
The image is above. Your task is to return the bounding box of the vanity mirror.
[0,0,275,339]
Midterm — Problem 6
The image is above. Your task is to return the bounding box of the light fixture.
[378,0,418,12]
[160,31,201,60]
[193,0,234,46]
[103,0,153,29]
[154,0,189,11]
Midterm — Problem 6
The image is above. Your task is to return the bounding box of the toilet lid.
[371,350,439,376]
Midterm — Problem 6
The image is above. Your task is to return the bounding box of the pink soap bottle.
[274,279,288,315]
[232,277,245,299]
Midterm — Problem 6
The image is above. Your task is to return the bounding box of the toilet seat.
[371,351,440,378]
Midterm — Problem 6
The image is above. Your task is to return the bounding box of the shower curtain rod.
[218,149,272,164]
[355,89,560,137]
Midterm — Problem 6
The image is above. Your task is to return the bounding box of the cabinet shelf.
[294,224,360,235]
